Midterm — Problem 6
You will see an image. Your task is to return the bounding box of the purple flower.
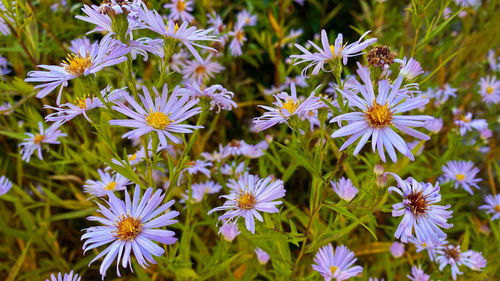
[84,169,132,197]
[255,247,270,264]
[433,84,456,105]
[201,144,231,162]
[182,55,224,83]
[25,34,129,104]
[478,76,500,104]
[290,29,377,76]
[479,194,500,220]
[45,271,81,281]
[312,244,363,281]
[0,175,13,196]
[82,186,179,279]
[208,173,285,234]
[221,161,247,177]
[237,10,257,27]
[19,121,66,162]
[330,64,432,162]
[395,57,424,81]
[454,112,488,136]
[181,180,221,203]
[228,21,246,57]
[331,177,358,202]
[0,3,12,36]
[390,241,405,258]
[183,82,236,112]
[253,83,324,132]
[406,266,429,281]
[109,84,202,146]
[462,250,487,271]
[163,0,194,23]
[75,2,142,34]
[218,220,240,242]
[408,236,445,261]
[436,244,485,280]
[387,173,453,244]
[441,160,481,195]
[423,117,443,133]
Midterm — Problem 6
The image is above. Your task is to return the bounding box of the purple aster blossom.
[285,75,308,88]
[25,34,129,104]
[45,271,81,281]
[455,0,478,7]
[462,250,487,271]
[436,244,484,280]
[253,83,324,132]
[0,175,13,196]
[201,144,230,162]
[395,57,424,81]
[218,220,240,242]
[228,20,246,57]
[478,76,500,104]
[137,5,218,63]
[81,186,179,279]
[221,161,247,177]
[255,247,270,264]
[454,112,488,136]
[479,194,500,220]
[109,141,168,169]
[487,49,500,72]
[224,140,249,156]
[290,29,377,76]
[390,241,405,258]
[69,37,94,54]
[241,140,269,159]
[182,55,225,84]
[387,173,453,244]
[75,3,141,34]
[19,121,66,162]
[423,117,443,133]
[163,0,194,23]
[330,65,432,162]
[84,169,132,197]
[0,102,13,115]
[441,160,481,195]
[0,55,10,77]
[408,236,445,261]
[44,86,126,123]
[109,84,202,146]
[479,128,492,141]
[331,177,358,202]
[208,13,226,36]
[208,172,285,234]
[0,2,12,36]
[184,160,212,178]
[98,0,143,16]
[407,266,429,281]
[312,244,363,281]
[434,84,456,105]
[129,37,164,61]
[181,180,222,203]
[237,10,258,27]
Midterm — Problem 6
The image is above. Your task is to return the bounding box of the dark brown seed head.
[367,46,396,68]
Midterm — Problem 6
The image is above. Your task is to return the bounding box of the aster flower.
[433,84,456,105]
[207,13,226,36]
[290,29,377,76]
[201,144,231,162]
[228,21,246,57]
[19,122,66,162]
[479,194,500,220]
[387,173,453,244]
[0,175,13,196]
[221,161,247,178]
[454,112,488,136]
[241,140,269,159]
[183,160,212,177]
[182,55,225,84]
[182,180,222,203]
[44,86,126,123]
[45,271,81,281]
[423,117,443,133]
[253,83,324,132]
[395,57,424,81]
[436,244,485,280]
[0,55,10,77]
[25,34,129,104]
[478,76,500,104]
[109,84,202,146]
[455,0,478,7]
[0,102,13,115]
[164,0,194,23]
[312,244,363,281]
[441,160,481,195]
[331,177,358,202]
[82,186,179,279]
[255,247,270,264]
[84,169,132,197]
[406,265,430,281]
[218,220,240,242]
[75,2,142,34]
[285,75,308,88]
[224,140,250,156]
[390,241,405,258]
[0,3,12,36]
[237,10,258,27]
[208,173,285,234]
[330,65,432,162]
[408,236,445,261]
[137,5,218,63]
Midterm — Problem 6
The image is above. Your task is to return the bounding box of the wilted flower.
[0,175,13,196]
[367,45,395,68]
[163,0,194,23]
[82,186,179,279]
[479,194,500,220]
[312,244,363,281]
[330,64,432,162]
[331,177,358,202]
[441,160,481,195]
[387,173,453,243]
[390,242,405,258]
[109,84,202,146]
[83,169,131,197]
[45,271,81,281]
[19,122,67,162]
[406,266,430,281]
[208,173,285,234]
[255,247,270,264]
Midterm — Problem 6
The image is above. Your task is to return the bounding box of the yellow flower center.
[34,134,45,145]
[129,153,137,161]
[486,86,494,94]
[145,109,171,130]
[104,181,117,191]
[113,214,142,241]
[365,101,393,128]
[330,265,338,276]
[329,44,345,58]
[195,65,206,75]
[166,23,180,34]
[280,98,300,115]
[455,173,465,181]
[459,115,471,123]
[237,192,256,210]
[236,30,244,42]
[75,95,92,109]
[177,0,186,12]
[495,205,500,212]
[64,53,93,75]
